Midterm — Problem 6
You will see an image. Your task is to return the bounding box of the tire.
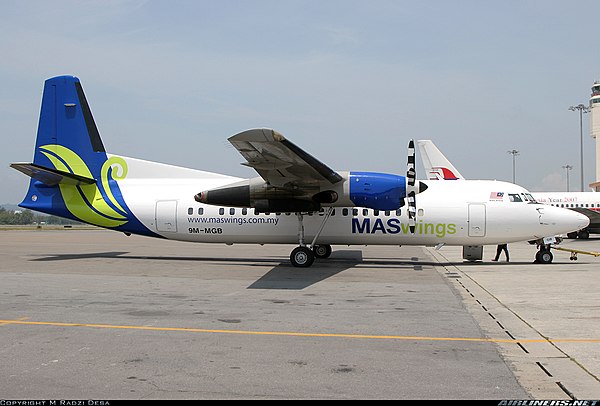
[577,229,590,239]
[538,250,553,264]
[567,232,578,239]
[290,246,315,267]
[313,244,332,259]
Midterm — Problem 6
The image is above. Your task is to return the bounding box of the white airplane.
[417,140,600,239]
[10,76,589,267]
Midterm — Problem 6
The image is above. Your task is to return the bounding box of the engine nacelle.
[195,172,427,212]
[348,171,427,211]
[195,177,320,213]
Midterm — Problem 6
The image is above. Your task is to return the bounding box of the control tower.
[591,82,600,191]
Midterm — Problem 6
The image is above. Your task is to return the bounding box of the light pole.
[568,104,590,191]
[562,164,573,192]
[507,149,519,183]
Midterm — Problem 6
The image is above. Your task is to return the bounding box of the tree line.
[0,207,80,225]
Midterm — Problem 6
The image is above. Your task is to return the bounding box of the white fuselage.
[114,156,589,246]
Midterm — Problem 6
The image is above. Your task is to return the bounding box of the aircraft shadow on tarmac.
[30,250,363,290]
[29,249,569,289]
[30,250,436,290]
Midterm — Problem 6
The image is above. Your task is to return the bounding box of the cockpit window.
[525,193,537,203]
[508,193,523,202]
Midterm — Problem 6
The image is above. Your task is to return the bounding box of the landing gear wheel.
[577,229,590,239]
[313,244,332,259]
[290,246,315,267]
[536,250,553,264]
[567,231,578,239]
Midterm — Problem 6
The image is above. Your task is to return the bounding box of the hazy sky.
[2,0,599,204]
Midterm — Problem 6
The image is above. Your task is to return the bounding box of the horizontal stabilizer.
[10,162,96,186]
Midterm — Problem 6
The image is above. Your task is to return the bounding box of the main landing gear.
[567,229,590,239]
[290,209,334,267]
[289,244,333,267]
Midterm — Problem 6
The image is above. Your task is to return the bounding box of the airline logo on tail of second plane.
[429,167,460,180]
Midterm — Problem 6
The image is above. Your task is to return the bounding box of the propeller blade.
[406,139,419,234]
[407,139,416,187]
[407,191,416,234]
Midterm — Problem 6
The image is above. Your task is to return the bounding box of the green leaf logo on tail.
[39,145,129,228]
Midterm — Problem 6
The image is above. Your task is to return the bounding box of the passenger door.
[468,203,486,237]
[155,200,178,232]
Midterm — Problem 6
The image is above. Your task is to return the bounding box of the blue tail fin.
[32,75,106,169]
[11,76,154,235]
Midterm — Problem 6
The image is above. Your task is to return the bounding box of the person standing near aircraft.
[492,244,509,262]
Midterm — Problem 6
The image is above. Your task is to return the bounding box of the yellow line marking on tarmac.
[0,317,29,326]
[1,319,600,344]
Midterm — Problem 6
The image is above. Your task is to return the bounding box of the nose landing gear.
[535,246,554,264]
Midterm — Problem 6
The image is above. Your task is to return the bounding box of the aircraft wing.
[228,129,343,188]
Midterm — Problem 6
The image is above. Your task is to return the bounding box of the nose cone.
[194,191,207,203]
[541,206,590,234]
[571,210,591,231]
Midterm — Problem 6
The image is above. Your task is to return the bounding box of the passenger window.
[343,208,349,216]
[242,208,248,215]
[219,208,224,215]
[198,208,204,215]
[188,207,193,215]
[363,209,369,216]
[396,209,401,216]
[374,210,379,216]
[229,208,235,215]
[385,211,390,216]
[352,208,358,216]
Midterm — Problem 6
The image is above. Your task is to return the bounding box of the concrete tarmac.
[0,229,598,399]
